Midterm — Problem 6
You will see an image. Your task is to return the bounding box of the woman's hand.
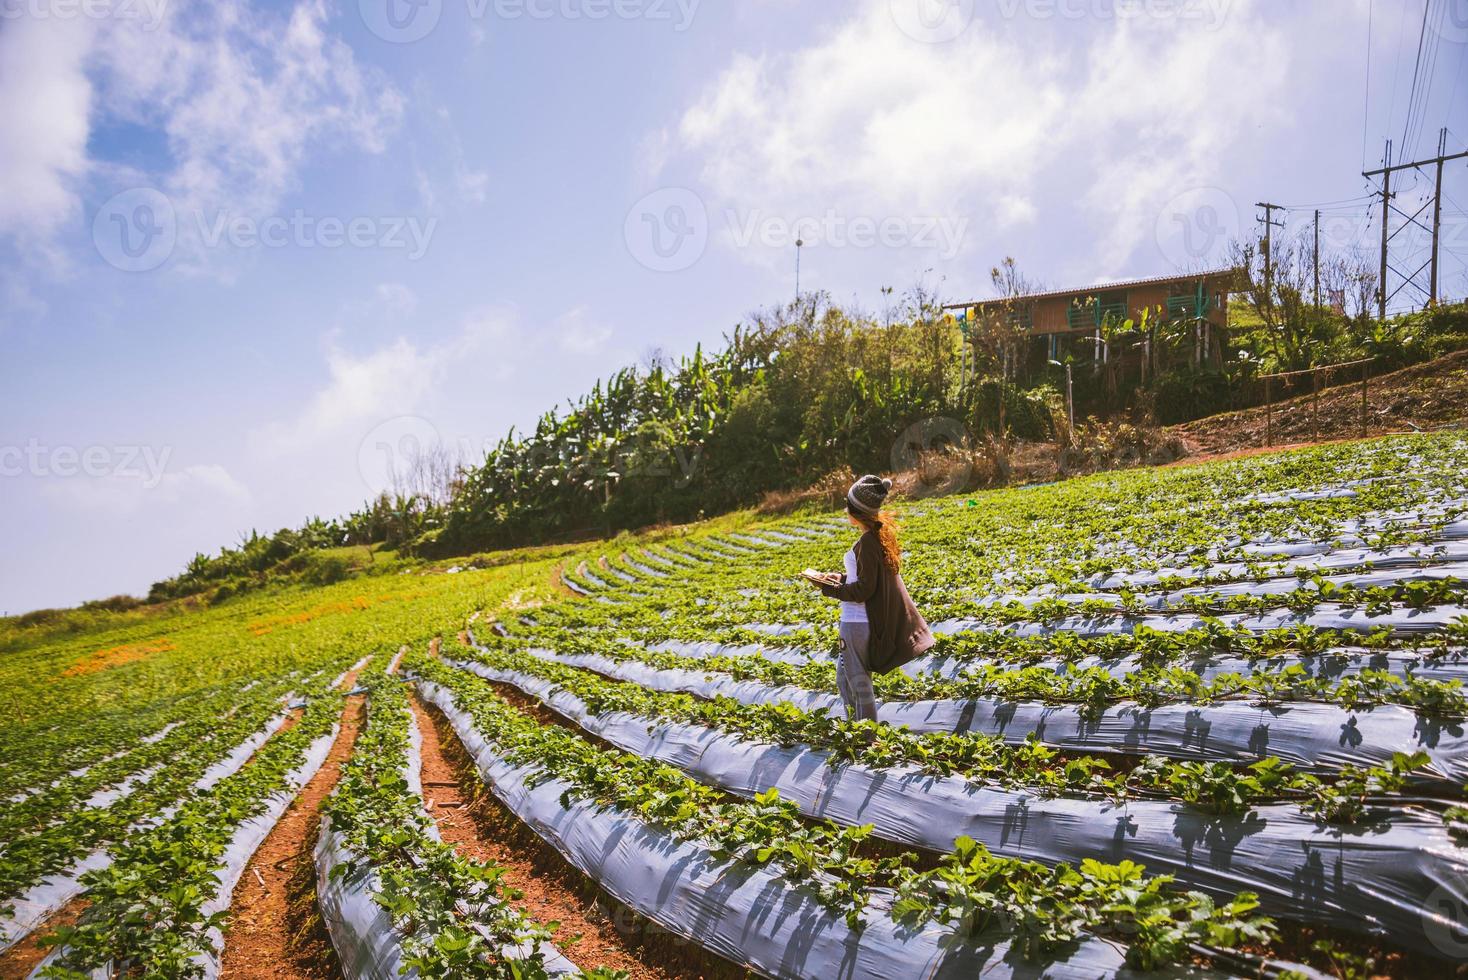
[801,568,840,589]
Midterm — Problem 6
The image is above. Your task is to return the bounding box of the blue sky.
[2,0,1465,613]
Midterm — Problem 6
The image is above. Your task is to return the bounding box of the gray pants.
[836,621,877,722]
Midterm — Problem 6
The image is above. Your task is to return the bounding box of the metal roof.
[943,267,1244,310]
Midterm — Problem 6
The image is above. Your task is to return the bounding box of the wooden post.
[1379,144,1391,322]
[1362,137,1468,317]
[1313,208,1320,308]
[1361,359,1369,437]
[1264,376,1273,447]
[1431,128,1445,306]
[1311,370,1320,442]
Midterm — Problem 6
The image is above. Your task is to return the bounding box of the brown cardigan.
[819,530,935,675]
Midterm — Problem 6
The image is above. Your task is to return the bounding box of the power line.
[1277,193,1377,210]
[1256,202,1286,318]
[1363,0,1373,169]
[1384,0,1412,160]
[1363,130,1467,315]
[1406,0,1445,158]
[1400,0,1432,155]
[1444,47,1468,145]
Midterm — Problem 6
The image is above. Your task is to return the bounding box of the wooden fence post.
[1311,370,1320,442]
[1264,376,1273,447]
[1361,360,1369,437]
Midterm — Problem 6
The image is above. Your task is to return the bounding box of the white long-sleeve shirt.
[840,546,868,623]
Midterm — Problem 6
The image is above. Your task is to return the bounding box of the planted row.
[460,639,1444,822]
[320,667,613,979]
[408,651,1278,970]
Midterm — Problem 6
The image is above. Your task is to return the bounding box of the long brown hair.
[849,506,901,574]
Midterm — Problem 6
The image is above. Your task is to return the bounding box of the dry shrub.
[1046,393,1078,452]
[890,434,1016,501]
[757,467,855,515]
[1058,417,1188,477]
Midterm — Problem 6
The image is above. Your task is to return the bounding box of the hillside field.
[5,433,1468,978]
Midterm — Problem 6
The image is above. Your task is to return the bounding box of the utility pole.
[794,238,803,301]
[1431,128,1446,306]
[1377,140,1391,322]
[1255,202,1285,318]
[1363,132,1468,318]
[1313,209,1321,308]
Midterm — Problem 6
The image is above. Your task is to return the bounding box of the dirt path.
[0,896,88,977]
[407,693,738,980]
[218,666,369,980]
[0,688,326,977]
[549,563,580,599]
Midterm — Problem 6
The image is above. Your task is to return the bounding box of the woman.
[808,475,934,721]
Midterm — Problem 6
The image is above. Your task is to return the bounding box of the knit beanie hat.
[847,474,892,516]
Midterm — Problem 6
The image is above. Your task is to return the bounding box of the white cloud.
[45,462,251,516]
[554,306,614,355]
[0,272,49,330]
[0,0,404,269]
[668,0,1302,276]
[456,163,490,204]
[636,126,673,179]
[1068,7,1290,272]
[253,306,517,453]
[375,282,418,315]
[678,11,1062,220]
[259,337,439,452]
[410,97,490,207]
[0,15,94,248]
[128,2,401,199]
